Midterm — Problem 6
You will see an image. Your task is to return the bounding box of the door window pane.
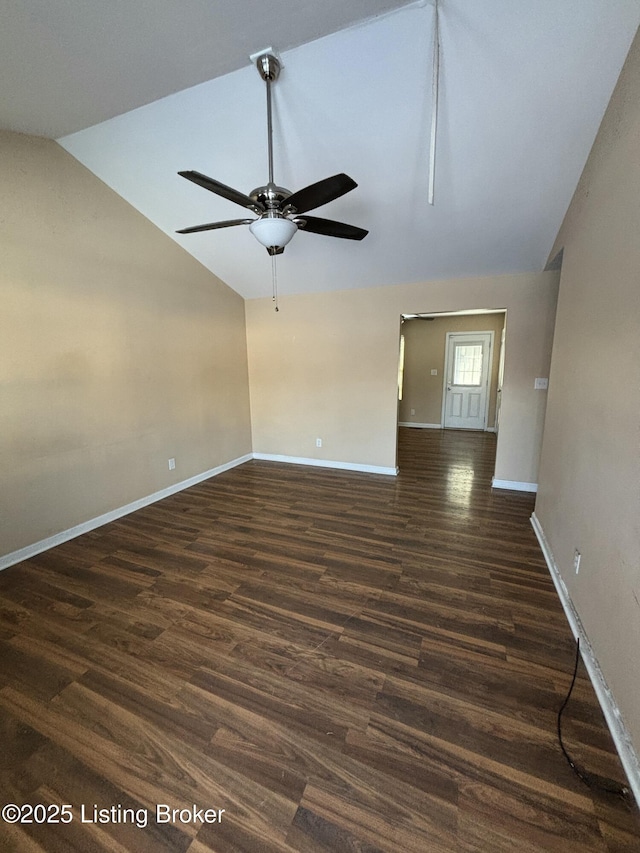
[453,344,483,386]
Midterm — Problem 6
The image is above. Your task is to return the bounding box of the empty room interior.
[1,1,639,851]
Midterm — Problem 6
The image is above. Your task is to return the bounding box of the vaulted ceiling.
[2,1,638,298]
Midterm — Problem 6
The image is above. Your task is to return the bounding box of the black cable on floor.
[557,637,631,801]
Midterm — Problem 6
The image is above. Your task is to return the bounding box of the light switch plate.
[534,378,549,390]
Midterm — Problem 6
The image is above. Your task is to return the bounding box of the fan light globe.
[250,216,297,249]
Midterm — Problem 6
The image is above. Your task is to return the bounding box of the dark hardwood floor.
[0,428,638,851]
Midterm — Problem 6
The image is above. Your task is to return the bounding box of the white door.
[442,332,493,430]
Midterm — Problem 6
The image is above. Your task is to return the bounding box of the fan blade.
[178,171,264,212]
[296,215,368,241]
[284,173,357,214]
[176,218,252,234]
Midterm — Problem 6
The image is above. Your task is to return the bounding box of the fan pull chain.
[271,254,279,312]
[428,0,441,206]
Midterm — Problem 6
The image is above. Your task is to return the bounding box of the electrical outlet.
[168,458,176,471]
[431,369,438,376]
[316,438,322,448]
[410,408,415,415]
[573,549,581,574]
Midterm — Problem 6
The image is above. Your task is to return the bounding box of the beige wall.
[399,312,505,428]
[0,131,252,559]
[246,271,558,483]
[536,30,640,754]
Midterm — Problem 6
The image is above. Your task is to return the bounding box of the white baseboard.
[0,453,253,572]
[398,422,442,429]
[492,478,538,492]
[531,512,640,807]
[399,423,497,432]
[252,453,398,477]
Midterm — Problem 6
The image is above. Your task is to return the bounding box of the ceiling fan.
[177,50,368,255]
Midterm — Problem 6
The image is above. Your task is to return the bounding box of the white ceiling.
[2,1,639,299]
[1,0,416,138]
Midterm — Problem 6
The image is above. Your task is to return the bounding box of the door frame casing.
[441,330,494,430]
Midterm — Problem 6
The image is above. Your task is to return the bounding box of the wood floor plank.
[295,782,457,853]
[457,781,607,852]
[0,427,637,851]
[366,707,597,814]
[28,748,191,853]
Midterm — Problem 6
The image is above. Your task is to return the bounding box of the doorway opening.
[396,308,507,474]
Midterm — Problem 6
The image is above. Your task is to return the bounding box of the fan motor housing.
[249,183,292,210]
